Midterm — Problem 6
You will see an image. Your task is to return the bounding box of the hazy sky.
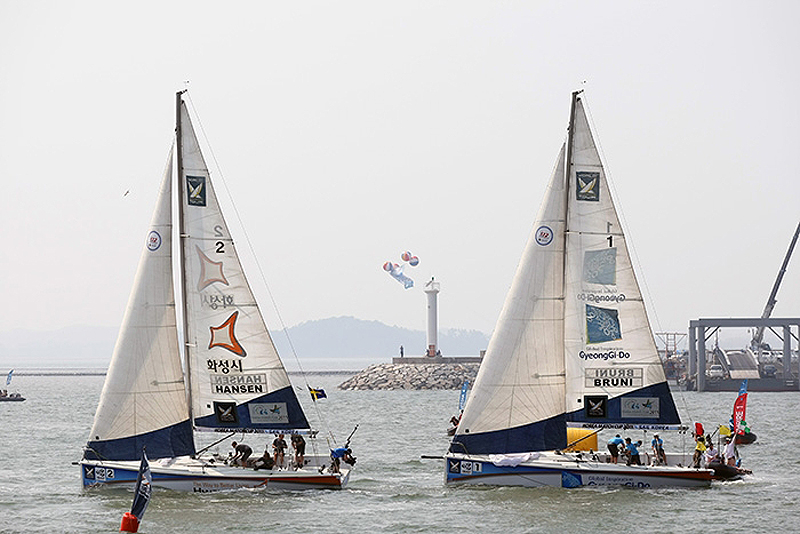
[2,2,798,348]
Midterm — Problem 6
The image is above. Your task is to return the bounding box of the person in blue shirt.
[624,437,641,466]
[607,434,624,464]
[330,447,355,473]
[651,433,667,465]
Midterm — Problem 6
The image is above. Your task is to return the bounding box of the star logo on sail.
[196,245,229,291]
[576,171,600,201]
[209,311,247,357]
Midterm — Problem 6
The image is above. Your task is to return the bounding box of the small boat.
[707,461,751,481]
[445,91,713,489]
[735,431,757,445]
[80,91,355,492]
[1,370,25,401]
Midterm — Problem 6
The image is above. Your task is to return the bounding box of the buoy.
[120,512,140,533]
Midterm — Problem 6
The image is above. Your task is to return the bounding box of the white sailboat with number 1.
[80,91,354,492]
[445,91,712,489]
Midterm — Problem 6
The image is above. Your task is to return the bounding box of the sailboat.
[445,91,713,489]
[80,91,354,492]
[0,370,25,402]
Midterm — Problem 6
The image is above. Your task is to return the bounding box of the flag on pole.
[6,369,13,386]
[121,449,152,533]
[732,379,748,436]
[309,387,327,401]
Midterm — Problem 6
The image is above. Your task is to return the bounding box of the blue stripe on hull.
[194,385,310,430]
[84,419,195,461]
[449,413,567,455]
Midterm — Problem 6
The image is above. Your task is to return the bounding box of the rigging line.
[183,93,337,446]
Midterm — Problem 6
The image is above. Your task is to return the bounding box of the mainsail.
[86,153,195,461]
[451,93,679,456]
[177,101,309,432]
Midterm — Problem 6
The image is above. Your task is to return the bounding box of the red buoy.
[120,512,140,533]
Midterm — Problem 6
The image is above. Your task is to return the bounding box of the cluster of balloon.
[382,251,420,289]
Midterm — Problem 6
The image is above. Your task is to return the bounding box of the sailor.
[291,433,306,468]
[624,437,641,466]
[330,446,355,473]
[230,441,252,466]
[651,433,667,465]
[692,436,706,468]
[607,434,624,464]
[704,440,719,465]
[272,433,288,468]
[724,436,737,466]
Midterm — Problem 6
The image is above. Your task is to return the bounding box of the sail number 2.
[214,225,226,253]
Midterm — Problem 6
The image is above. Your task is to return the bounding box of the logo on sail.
[147,231,162,252]
[620,397,660,418]
[576,171,600,201]
[249,402,289,424]
[585,304,621,344]
[535,225,554,246]
[196,245,229,291]
[209,311,247,357]
[186,175,207,207]
[584,395,608,418]
[213,401,239,424]
[583,248,616,285]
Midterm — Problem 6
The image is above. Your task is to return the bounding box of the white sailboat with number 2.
[80,91,354,492]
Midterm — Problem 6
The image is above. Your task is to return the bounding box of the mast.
[176,89,194,427]
[562,90,581,367]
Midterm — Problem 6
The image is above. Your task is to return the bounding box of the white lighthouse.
[424,277,440,357]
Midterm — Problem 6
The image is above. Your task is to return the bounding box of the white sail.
[454,144,568,453]
[563,98,676,428]
[177,102,309,432]
[451,93,679,457]
[87,153,195,461]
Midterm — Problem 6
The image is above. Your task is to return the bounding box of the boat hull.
[444,453,713,489]
[80,454,350,492]
[0,396,25,402]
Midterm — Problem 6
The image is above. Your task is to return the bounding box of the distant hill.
[0,317,488,369]
[271,316,489,360]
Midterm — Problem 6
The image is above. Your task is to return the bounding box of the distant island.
[0,316,489,369]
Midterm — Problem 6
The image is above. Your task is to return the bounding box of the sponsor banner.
[620,397,660,418]
[585,367,643,388]
[249,402,289,424]
[210,373,267,395]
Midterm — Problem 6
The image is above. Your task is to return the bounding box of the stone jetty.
[338,362,480,390]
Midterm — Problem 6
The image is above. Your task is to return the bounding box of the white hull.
[445,452,712,489]
[81,454,350,492]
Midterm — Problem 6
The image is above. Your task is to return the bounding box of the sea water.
[1,372,798,534]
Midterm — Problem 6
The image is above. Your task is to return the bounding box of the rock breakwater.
[338,363,480,390]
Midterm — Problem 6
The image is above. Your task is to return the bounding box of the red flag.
[732,393,747,435]
[694,421,704,437]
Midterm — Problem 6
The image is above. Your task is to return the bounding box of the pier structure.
[688,317,800,391]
